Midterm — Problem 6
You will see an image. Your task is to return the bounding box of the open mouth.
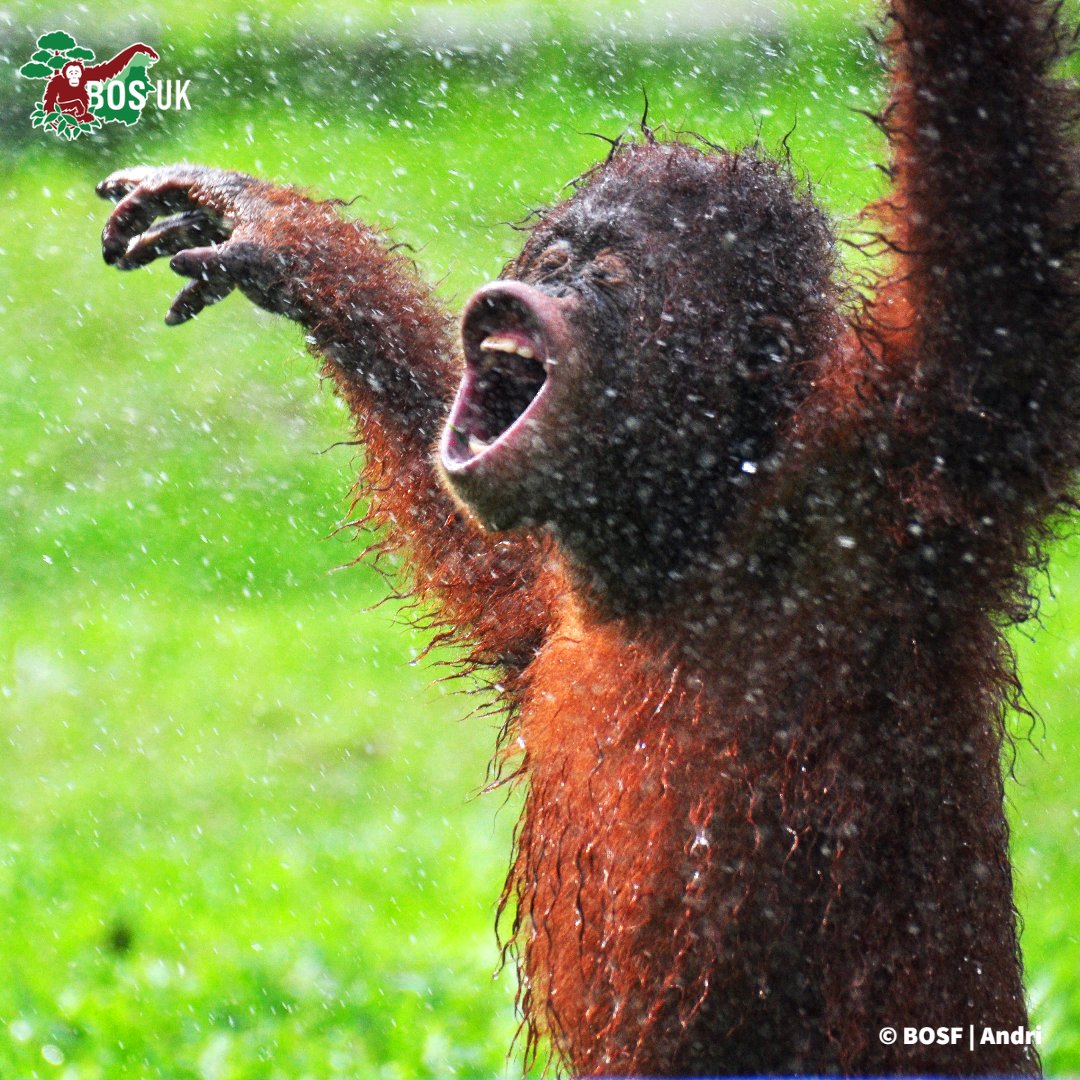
[441,284,558,472]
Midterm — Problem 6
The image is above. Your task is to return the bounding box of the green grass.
[5,0,878,55]
[1,14,1079,1077]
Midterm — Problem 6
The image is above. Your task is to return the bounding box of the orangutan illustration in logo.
[42,44,159,123]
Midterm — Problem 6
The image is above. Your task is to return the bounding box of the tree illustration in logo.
[19,31,159,140]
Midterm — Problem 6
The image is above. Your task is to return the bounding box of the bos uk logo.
[18,31,190,140]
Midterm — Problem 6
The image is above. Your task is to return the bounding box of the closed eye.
[535,241,571,277]
[590,249,629,287]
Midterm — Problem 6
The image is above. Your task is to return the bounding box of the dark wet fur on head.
[495,141,842,614]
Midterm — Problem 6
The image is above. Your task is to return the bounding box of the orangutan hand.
[98,164,305,324]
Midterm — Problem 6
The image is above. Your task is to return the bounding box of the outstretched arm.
[862,0,1080,528]
[97,166,555,681]
[83,44,159,82]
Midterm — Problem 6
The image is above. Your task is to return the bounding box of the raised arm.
[97,166,555,680]
[862,0,1080,527]
[83,44,159,83]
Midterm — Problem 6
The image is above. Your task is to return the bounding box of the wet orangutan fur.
[97,0,1080,1074]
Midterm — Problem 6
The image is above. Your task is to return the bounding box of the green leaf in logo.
[18,61,53,79]
[36,31,77,51]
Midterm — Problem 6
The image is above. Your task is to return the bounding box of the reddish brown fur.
[97,0,1080,1074]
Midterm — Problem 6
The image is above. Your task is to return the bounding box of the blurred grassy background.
[1,1,1078,1076]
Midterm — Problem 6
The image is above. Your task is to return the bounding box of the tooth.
[479,335,537,360]
[480,336,518,353]
[468,435,489,457]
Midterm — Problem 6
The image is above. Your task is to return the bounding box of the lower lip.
[440,374,550,475]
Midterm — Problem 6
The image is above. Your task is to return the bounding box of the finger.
[96,166,157,203]
[115,211,230,270]
[102,181,210,265]
[164,244,236,325]
[169,244,234,281]
[165,277,236,326]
